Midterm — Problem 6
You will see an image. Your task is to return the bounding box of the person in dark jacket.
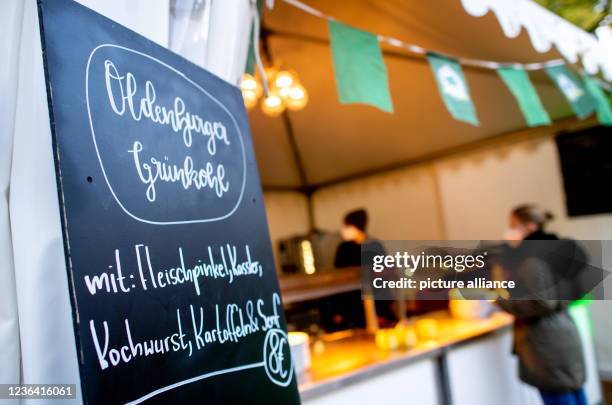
[496,204,587,405]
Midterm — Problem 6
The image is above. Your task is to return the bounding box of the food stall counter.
[298,311,514,403]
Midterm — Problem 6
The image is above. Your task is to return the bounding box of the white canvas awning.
[461,0,612,80]
[249,0,609,189]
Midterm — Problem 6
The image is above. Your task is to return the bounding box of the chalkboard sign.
[37,0,300,403]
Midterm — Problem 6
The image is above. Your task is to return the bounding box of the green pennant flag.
[497,67,551,127]
[582,74,612,126]
[546,65,596,119]
[427,53,479,126]
[245,0,264,75]
[328,20,393,113]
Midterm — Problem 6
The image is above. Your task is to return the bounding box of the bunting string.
[282,0,568,71]
[280,0,611,90]
[264,0,612,125]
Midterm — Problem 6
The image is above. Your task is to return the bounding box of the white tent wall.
[311,165,446,241]
[0,0,24,394]
[1,0,252,402]
[9,2,82,403]
[206,1,252,85]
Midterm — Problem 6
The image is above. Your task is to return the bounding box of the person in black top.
[334,209,369,268]
[330,209,396,329]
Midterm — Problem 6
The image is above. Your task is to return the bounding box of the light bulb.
[278,86,292,100]
[242,89,258,110]
[240,73,262,99]
[261,92,286,116]
[274,70,295,89]
[285,84,308,111]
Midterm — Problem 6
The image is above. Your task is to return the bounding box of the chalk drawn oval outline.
[85,44,247,226]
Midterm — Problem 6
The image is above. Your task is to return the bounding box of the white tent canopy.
[461,0,612,79]
[249,0,609,189]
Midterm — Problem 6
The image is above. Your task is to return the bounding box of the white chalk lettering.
[103,59,230,154]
